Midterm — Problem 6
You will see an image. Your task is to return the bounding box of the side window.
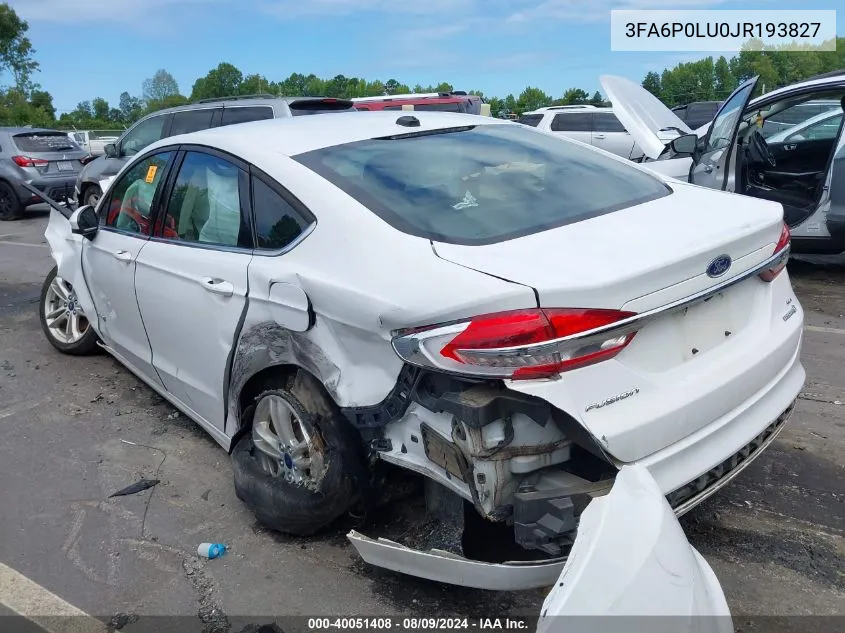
[592,113,626,132]
[516,114,543,127]
[121,115,168,157]
[159,151,250,248]
[103,152,173,235]
[551,113,591,132]
[220,106,274,126]
[788,113,843,142]
[170,108,218,136]
[252,177,311,251]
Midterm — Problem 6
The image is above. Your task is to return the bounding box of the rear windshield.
[289,99,356,116]
[14,132,80,153]
[294,123,670,245]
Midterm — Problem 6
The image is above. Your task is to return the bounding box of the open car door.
[689,77,759,191]
[538,465,732,633]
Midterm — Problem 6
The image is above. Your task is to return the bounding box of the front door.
[689,77,758,190]
[82,150,175,386]
[591,111,637,159]
[134,149,253,435]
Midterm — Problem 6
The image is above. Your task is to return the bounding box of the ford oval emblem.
[706,254,732,278]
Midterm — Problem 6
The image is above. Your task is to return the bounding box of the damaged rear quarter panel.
[225,159,539,438]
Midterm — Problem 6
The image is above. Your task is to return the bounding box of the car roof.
[146,111,512,159]
[525,106,614,115]
[141,95,351,118]
[751,73,845,104]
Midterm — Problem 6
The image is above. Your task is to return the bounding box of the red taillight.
[322,98,337,103]
[12,155,48,168]
[400,308,637,381]
[758,223,791,282]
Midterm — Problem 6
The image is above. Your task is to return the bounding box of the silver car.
[0,127,90,221]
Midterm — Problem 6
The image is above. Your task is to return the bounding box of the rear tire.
[0,180,23,221]
[232,372,368,536]
[39,267,100,355]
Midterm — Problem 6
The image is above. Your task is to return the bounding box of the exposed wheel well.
[233,364,340,448]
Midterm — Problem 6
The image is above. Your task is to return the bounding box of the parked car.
[516,105,678,160]
[601,72,845,254]
[671,101,722,129]
[68,130,122,157]
[40,112,801,599]
[352,91,482,114]
[73,94,356,209]
[0,127,89,221]
[765,107,843,143]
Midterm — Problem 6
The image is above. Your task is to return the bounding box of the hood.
[79,154,126,183]
[601,75,692,160]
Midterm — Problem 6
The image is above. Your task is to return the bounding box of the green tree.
[559,87,589,105]
[713,56,734,99]
[92,97,109,120]
[642,71,662,99]
[29,89,55,119]
[118,91,144,123]
[142,68,180,103]
[190,62,243,100]
[516,86,551,114]
[240,73,271,95]
[589,90,604,106]
[0,3,39,92]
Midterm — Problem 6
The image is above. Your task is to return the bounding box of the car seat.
[197,162,241,246]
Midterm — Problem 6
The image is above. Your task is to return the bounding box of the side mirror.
[670,133,699,155]
[104,143,118,158]
[70,205,99,240]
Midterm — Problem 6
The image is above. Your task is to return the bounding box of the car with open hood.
[601,72,845,255]
[35,111,802,622]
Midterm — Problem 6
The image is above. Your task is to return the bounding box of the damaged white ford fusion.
[38,111,802,615]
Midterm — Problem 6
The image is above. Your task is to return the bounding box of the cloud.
[10,0,224,25]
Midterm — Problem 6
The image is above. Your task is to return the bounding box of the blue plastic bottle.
[197,543,227,559]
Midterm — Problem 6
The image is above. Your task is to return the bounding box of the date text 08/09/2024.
[307,618,530,631]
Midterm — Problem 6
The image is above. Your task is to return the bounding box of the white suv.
[517,105,673,161]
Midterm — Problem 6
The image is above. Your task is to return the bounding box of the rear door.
[220,105,275,126]
[591,112,636,158]
[550,112,592,145]
[168,107,221,136]
[133,147,253,437]
[690,77,758,190]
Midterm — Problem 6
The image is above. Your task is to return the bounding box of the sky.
[5,0,844,115]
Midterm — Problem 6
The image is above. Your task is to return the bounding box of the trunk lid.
[432,181,784,312]
[600,75,692,160]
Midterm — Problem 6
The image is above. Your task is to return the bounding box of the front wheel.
[39,267,100,355]
[232,374,368,536]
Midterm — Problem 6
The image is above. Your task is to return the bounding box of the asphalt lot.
[0,208,844,631]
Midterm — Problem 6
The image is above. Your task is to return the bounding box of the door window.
[120,115,169,157]
[592,113,626,132]
[516,114,543,127]
[159,151,251,248]
[252,177,312,251]
[170,108,219,136]
[103,152,173,235]
[220,106,274,126]
[551,113,591,132]
[788,113,843,142]
[704,81,756,153]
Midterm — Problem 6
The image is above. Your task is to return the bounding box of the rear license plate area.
[678,291,735,358]
[56,161,74,172]
[420,423,467,483]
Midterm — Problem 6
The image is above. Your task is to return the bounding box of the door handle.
[703,164,714,174]
[783,144,797,151]
[593,134,606,139]
[200,277,234,297]
[113,250,131,262]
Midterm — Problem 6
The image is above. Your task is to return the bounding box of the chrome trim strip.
[672,406,792,517]
[393,244,789,373]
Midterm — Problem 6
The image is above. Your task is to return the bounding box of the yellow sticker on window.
[144,164,158,183]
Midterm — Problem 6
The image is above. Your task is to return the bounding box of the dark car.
[0,127,90,221]
[351,91,483,114]
[671,101,722,129]
[74,95,356,208]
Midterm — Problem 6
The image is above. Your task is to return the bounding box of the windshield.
[294,124,670,245]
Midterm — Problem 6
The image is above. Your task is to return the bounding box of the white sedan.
[39,111,802,621]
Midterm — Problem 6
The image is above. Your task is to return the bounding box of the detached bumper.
[17,175,79,205]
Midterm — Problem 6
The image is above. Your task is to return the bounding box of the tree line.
[1,1,844,133]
